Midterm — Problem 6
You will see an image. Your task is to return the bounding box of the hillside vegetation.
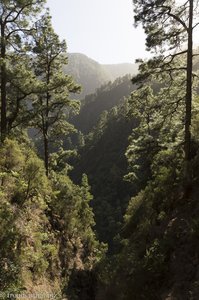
[1,1,199,300]
[71,75,134,134]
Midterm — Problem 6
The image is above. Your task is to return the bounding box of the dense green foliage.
[0,3,104,299]
[0,0,47,140]
[0,137,104,299]
[71,99,136,251]
[1,1,199,299]
[94,1,199,299]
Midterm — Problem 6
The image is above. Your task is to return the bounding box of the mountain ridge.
[64,53,137,99]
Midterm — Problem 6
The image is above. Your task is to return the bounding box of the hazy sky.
[46,0,148,64]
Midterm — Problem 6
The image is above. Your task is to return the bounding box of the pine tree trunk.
[44,133,49,177]
[44,69,50,177]
[184,0,193,183]
[0,23,7,142]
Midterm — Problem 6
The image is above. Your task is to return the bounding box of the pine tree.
[132,0,199,181]
[32,13,80,176]
[126,76,185,186]
[0,0,46,142]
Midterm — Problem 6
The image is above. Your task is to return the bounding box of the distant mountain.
[64,53,137,99]
[103,63,138,80]
[64,53,111,99]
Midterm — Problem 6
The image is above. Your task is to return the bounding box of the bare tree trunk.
[0,22,7,142]
[184,0,193,184]
[44,132,49,177]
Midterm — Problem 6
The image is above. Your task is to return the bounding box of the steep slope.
[70,101,137,252]
[0,139,104,299]
[68,76,136,251]
[99,152,199,300]
[71,75,134,134]
[64,53,112,99]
